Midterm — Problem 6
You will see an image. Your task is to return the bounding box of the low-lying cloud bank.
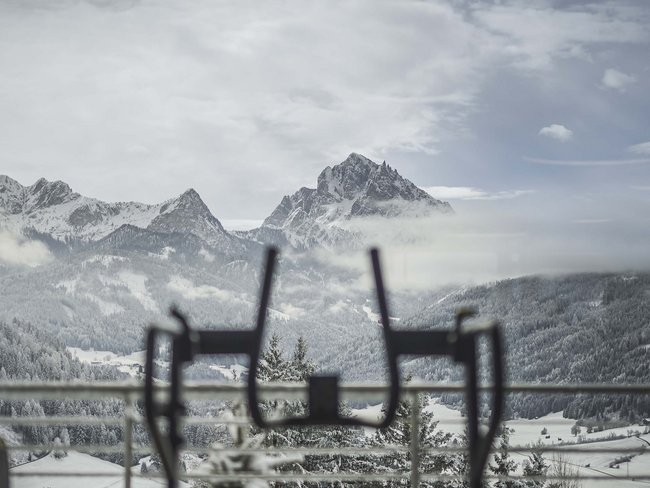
[313,211,650,291]
[0,231,53,267]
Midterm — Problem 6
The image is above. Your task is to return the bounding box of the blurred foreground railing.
[2,381,650,487]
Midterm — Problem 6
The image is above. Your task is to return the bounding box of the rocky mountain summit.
[248,153,452,249]
[0,175,247,256]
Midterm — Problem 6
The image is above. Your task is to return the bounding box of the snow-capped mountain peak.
[26,178,77,212]
[0,177,238,251]
[249,153,453,249]
[149,187,228,240]
[0,174,25,214]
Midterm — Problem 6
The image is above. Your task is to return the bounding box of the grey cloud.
[628,142,650,155]
[315,208,650,291]
[601,68,636,91]
[422,186,535,201]
[0,231,53,267]
[525,157,650,167]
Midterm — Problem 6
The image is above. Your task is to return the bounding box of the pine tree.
[257,334,288,382]
[522,442,548,488]
[373,378,453,487]
[289,336,316,381]
[489,427,521,488]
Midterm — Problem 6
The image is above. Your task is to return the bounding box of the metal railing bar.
[7,444,135,454]
[6,443,649,456]
[3,380,650,399]
[180,445,650,456]
[0,416,128,426]
[16,471,650,482]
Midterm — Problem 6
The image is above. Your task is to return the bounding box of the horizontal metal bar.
[0,416,127,427]
[8,444,130,454]
[2,380,650,400]
[12,471,650,482]
[8,442,649,458]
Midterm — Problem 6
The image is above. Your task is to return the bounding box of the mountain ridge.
[247,153,453,249]
[1,153,452,252]
[0,175,248,254]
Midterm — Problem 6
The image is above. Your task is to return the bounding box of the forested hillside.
[405,273,650,419]
[0,319,128,464]
[323,272,650,420]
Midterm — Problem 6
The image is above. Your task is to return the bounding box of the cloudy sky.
[1,0,649,233]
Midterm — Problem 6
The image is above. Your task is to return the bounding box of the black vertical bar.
[465,337,480,488]
[248,247,277,426]
[145,328,175,488]
[0,437,8,488]
[370,249,399,429]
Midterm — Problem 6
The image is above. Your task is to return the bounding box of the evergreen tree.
[489,427,520,488]
[522,442,548,488]
[257,334,287,382]
[290,336,316,381]
[373,378,453,487]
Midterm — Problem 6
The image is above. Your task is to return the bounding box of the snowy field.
[9,403,650,487]
[353,400,650,487]
[10,451,187,488]
[67,347,147,376]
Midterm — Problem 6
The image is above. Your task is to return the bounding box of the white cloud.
[538,124,573,142]
[526,157,650,167]
[572,219,611,224]
[221,220,264,231]
[471,4,649,71]
[601,68,636,91]
[628,141,650,155]
[167,276,244,302]
[0,231,53,267]
[423,186,534,201]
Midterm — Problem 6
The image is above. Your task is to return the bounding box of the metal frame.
[3,381,650,487]
[144,247,505,488]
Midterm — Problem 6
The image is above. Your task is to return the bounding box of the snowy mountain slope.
[246,153,452,249]
[0,175,249,256]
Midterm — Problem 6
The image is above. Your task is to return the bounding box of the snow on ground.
[362,303,380,323]
[118,271,159,312]
[353,399,650,487]
[425,399,466,437]
[11,451,187,488]
[67,347,147,376]
[209,363,248,380]
[56,278,79,294]
[506,411,576,447]
[267,307,290,321]
[83,254,128,266]
[553,434,650,488]
[82,293,125,316]
[351,398,465,437]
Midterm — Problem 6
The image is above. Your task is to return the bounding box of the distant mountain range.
[0,153,452,254]
[1,156,650,422]
[0,153,451,365]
